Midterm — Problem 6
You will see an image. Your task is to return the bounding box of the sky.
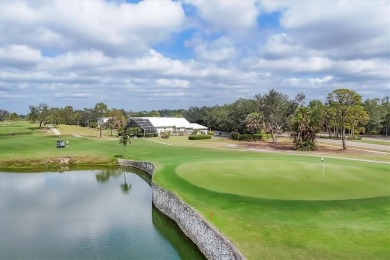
[0,0,389,114]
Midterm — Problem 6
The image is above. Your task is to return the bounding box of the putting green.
[176,159,390,200]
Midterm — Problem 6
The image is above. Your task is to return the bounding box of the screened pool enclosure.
[127,118,157,136]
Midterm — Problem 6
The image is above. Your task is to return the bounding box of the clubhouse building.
[127,117,208,136]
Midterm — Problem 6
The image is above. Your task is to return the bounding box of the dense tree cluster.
[1,88,389,150]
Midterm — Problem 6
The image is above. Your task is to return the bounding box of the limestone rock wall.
[117,159,245,260]
[117,159,155,175]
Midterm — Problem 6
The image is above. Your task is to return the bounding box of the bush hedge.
[160,131,171,139]
[188,135,212,140]
[231,132,272,141]
[231,132,240,140]
[136,133,158,138]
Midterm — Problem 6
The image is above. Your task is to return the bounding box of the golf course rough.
[118,159,245,260]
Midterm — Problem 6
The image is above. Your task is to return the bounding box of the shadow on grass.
[27,127,41,130]
[0,132,33,137]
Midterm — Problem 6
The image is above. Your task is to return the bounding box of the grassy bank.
[0,122,119,169]
[130,141,390,259]
[1,123,389,259]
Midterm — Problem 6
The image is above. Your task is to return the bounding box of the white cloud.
[261,33,323,59]
[41,50,110,71]
[259,0,389,58]
[184,0,259,39]
[0,0,389,114]
[334,59,389,79]
[156,78,190,88]
[251,56,333,73]
[0,45,42,67]
[283,77,302,86]
[308,76,333,85]
[193,36,238,62]
[283,76,333,88]
[0,0,186,56]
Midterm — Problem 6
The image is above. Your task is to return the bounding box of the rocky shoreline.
[118,159,245,260]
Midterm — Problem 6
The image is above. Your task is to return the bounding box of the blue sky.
[0,0,389,114]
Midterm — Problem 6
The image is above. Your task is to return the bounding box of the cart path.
[317,138,390,152]
[47,125,62,135]
[144,139,390,164]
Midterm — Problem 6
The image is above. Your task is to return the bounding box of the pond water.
[0,168,205,259]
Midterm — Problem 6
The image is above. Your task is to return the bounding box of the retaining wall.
[117,159,245,260]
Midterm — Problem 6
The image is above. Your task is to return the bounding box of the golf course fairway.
[176,159,390,200]
[1,124,389,259]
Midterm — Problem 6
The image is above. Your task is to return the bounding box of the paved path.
[47,125,62,135]
[317,138,390,153]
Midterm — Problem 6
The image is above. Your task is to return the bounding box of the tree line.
[181,88,389,150]
[1,88,389,150]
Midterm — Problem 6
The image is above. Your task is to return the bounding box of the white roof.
[132,117,208,129]
[190,123,208,130]
[140,117,193,128]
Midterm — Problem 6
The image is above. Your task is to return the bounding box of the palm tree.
[120,173,131,194]
[291,105,323,151]
[119,128,131,158]
[244,112,263,134]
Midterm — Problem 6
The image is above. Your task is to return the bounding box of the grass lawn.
[0,121,40,136]
[177,160,389,200]
[352,139,390,146]
[56,124,118,138]
[147,147,389,259]
[0,123,389,259]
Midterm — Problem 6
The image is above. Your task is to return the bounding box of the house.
[97,117,113,128]
[127,117,208,136]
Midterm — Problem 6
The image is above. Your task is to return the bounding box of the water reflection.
[152,207,206,260]
[95,169,132,194]
[95,168,121,183]
[0,169,204,259]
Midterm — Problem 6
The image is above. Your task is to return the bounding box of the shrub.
[144,133,158,138]
[293,140,317,151]
[177,131,185,136]
[252,134,263,141]
[191,129,198,135]
[89,122,98,128]
[160,131,171,139]
[188,135,212,140]
[261,133,272,141]
[231,132,240,140]
[207,131,215,136]
[238,134,252,141]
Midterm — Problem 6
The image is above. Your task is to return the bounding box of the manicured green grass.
[0,121,39,136]
[0,128,121,168]
[122,139,389,259]
[0,124,389,259]
[177,160,389,200]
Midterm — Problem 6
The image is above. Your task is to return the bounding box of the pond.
[0,168,205,259]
